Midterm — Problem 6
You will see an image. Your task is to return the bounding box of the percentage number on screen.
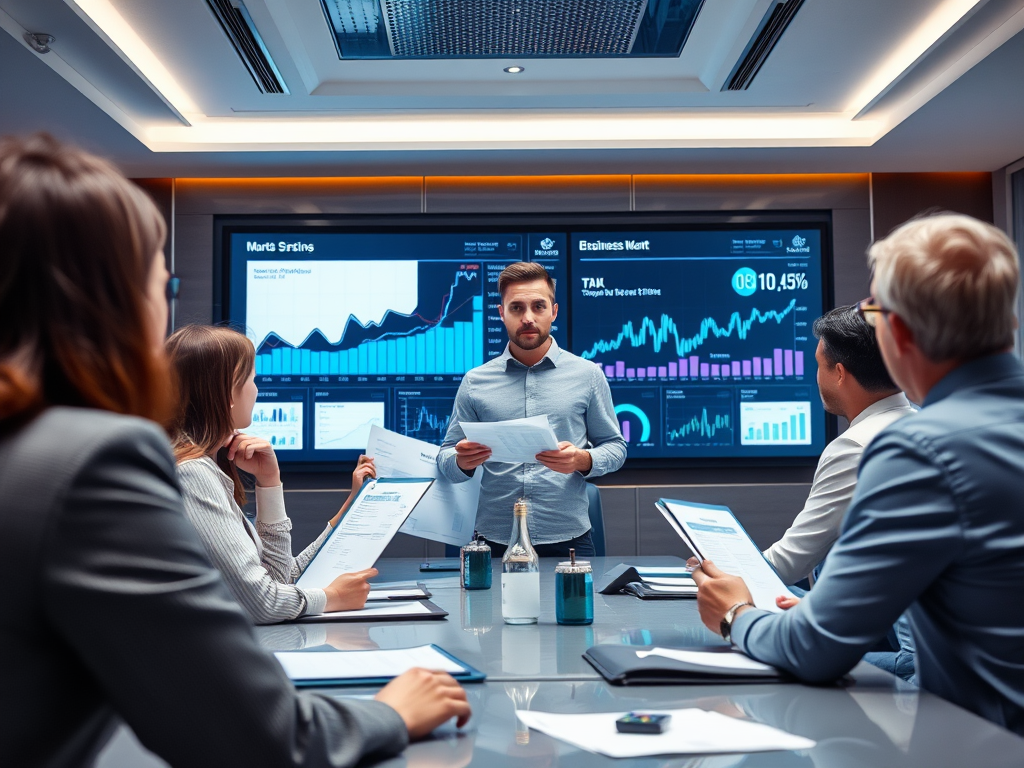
[732,269,808,296]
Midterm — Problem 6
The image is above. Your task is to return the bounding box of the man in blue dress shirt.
[437,262,626,556]
[693,214,1024,735]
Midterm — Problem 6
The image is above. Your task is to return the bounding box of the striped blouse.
[176,456,332,624]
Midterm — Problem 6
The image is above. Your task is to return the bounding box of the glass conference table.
[97,557,1024,767]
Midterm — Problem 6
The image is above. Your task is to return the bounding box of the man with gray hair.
[692,214,1024,736]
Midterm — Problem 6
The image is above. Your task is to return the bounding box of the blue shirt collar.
[501,336,562,370]
[923,352,1024,407]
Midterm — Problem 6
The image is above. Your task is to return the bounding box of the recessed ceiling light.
[503,66,525,74]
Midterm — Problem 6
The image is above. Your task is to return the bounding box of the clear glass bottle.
[501,498,540,624]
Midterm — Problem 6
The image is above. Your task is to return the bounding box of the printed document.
[460,414,559,464]
[275,644,465,682]
[658,500,797,612]
[295,478,433,590]
[515,708,815,757]
[365,425,482,546]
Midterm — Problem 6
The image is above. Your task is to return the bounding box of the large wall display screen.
[221,216,830,465]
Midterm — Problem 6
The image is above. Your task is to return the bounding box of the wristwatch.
[720,601,755,643]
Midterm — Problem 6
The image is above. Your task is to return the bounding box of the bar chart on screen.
[247,402,304,450]
[739,401,811,445]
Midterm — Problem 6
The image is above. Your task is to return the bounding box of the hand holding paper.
[691,559,758,636]
[460,415,558,464]
[535,441,592,474]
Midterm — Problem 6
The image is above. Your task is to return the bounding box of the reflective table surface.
[97,557,1024,767]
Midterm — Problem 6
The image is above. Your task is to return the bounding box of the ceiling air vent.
[207,0,289,94]
[381,0,649,57]
[724,0,804,91]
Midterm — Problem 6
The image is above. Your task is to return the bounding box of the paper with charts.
[365,425,482,546]
[295,478,433,589]
[658,499,798,611]
[460,414,559,464]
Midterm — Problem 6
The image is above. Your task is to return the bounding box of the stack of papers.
[598,564,697,598]
[296,600,445,623]
[366,581,431,601]
[515,708,815,757]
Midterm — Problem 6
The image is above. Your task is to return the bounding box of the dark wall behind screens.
[571,226,828,460]
[222,216,830,466]
[225,227,568,463]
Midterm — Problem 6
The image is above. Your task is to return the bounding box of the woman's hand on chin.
[225,431,281,487]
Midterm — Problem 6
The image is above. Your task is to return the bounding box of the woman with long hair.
[0,134,469,767]
[166,324,378,623]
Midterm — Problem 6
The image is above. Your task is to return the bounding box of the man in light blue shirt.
[437,262,626,556]
[693,214,1024,735]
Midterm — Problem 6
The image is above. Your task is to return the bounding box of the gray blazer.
[0,407,407,767]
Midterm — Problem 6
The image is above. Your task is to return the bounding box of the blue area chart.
[254,269,484,376]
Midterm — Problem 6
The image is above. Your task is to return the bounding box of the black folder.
[597,564,696,598]
[583,644,787,685]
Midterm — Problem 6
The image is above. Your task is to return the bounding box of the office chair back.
[586,482,606,557]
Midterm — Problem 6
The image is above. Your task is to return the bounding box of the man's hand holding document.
[656,499,801,639]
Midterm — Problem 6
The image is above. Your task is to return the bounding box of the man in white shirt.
[763,304,916,586]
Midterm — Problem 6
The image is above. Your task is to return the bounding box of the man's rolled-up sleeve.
[582,367,626,478]
[731,432,960,683]
[437,379,477,483]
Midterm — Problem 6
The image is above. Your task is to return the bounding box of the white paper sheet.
[366,588,429,601]
[298,601,435,621]
[460,415,558,464]
[365,425,482,546]
[275,644,466,681]
[515,708,815,757]
[635,647,777,673]
[659,500,796,612]
[295,479,433,589]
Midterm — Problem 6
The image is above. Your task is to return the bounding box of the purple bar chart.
[597,349,806,381]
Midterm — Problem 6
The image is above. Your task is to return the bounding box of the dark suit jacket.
[0,407,408,767]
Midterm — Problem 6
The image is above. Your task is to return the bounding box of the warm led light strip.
[846,0,984,113]
[146,113,879,150]
[66,0,200,119]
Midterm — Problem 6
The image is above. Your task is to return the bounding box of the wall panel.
[424,175,631,213]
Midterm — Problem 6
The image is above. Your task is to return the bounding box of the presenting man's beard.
[511,325,549,351]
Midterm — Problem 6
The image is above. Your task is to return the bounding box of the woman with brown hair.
[0,134,469,767]
[166,324,378,623]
